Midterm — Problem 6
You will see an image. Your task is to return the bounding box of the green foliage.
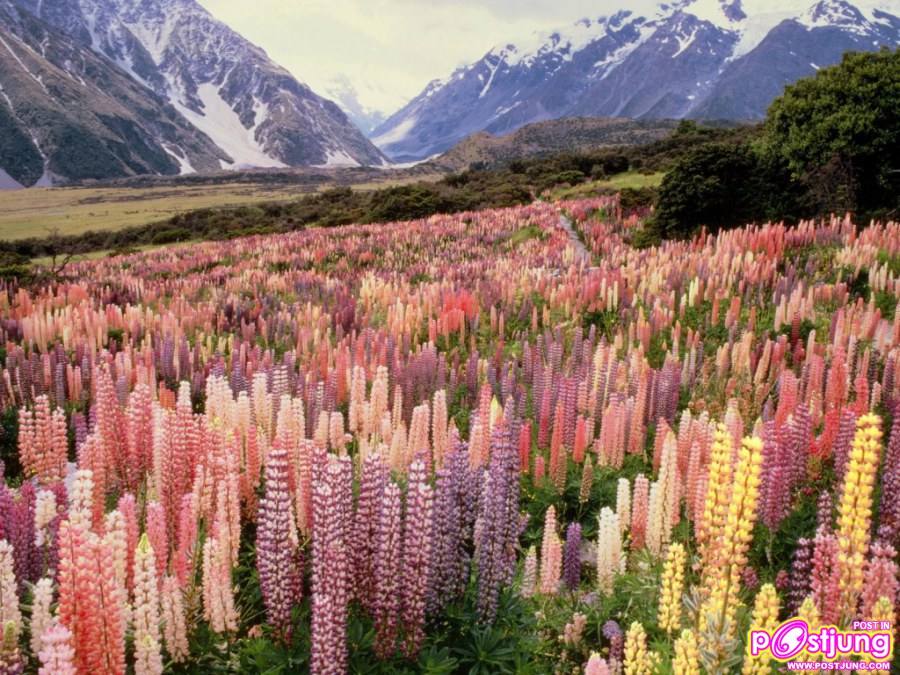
[0,406,20,482]
[761,48,900,218]
[652,143,795,239]
[507,224,547,247]
[0,251,32,281]
[874,290,897,321]
[582,309,619,341]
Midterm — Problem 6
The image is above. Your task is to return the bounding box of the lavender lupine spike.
[311,457,352,675]
[475,424,520,622]
[563,522,582,590]
[256,442,302,641]
[444,442,477,603]
[373,482,403,660]
[876,414,900,545]
[400,458,434,658]
[427,463,462,616]
[353,455,387,611]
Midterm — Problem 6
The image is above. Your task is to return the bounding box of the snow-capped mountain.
[373,0,900,161]
[0,0,386,186]
[0,0,227,187]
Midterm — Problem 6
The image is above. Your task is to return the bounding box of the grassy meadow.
[0,174,436,242]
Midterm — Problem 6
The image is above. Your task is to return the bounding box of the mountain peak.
[0,0,386,183]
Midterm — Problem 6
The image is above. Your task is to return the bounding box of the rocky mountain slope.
[372,0,900,161]
[0,0,386,187]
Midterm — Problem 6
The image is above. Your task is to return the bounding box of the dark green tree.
[761,48,900,218]
[652,143,763,238]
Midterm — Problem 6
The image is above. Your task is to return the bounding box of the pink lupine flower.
[37,622,76,675]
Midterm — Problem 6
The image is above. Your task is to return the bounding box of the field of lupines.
[0,196,899,673]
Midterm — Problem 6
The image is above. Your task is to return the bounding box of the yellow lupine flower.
[743,584,780,675]
[835,413,882,623]
[658,543,686,634]
[700,436,763,641]
[673,628,700,675]
[623,621,651,675]
[697,426,733,571]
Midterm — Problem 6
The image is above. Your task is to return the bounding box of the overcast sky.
[197,0,629,115]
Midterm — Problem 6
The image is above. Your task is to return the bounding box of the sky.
[197,0,632,116]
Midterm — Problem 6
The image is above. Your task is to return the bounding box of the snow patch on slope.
[172,83,285,169]
[163,144,196,175]
[124,14,180,64]
[726,9,797,59]
[372,115,418,148]
[316,149,361,168]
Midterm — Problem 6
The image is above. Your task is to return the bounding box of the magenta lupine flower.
[400,458,433,658]
[353,455,387,612]
[810,532,840,624]
[311,456,352,675]
[256,442,302,641]
[475,425,520,622]
[373,482,403,659]
[7,482,38,591]
[563,522,582,590]
[861,542,899,618]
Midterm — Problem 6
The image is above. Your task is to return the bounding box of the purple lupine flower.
[832,409,858,483]
[475,423,520,622]
[256,441,302,641]
[761,421,791,531]
[877,414,900,545]
[602,620,624,663]
[740,565,759,592]
[815,490,832,535]
[563,522,582,590]
[373,482,403,659]
[788,404,812,487]
[8,481,38,591]
[311,456,352,675]
[400,458,433,658]
[786,537,814,614]
[428,462,462,616]
[354,455,387,612]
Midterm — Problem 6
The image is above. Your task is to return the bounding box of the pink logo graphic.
[749,619,893,662]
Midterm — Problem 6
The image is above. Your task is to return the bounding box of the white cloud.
[197,0,633,117]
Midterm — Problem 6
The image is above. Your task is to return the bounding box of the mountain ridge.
[372,0,900,161]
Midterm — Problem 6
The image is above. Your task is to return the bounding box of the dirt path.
[559,213,591,265]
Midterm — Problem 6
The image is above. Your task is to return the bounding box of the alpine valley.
[0,0,387,187]
[373,0,900,161]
